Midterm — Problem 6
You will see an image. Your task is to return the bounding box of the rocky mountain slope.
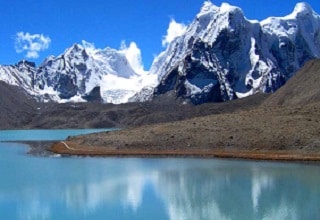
[0,81,37,129]
[264,59,320,106]
[149,2,320,104]
[0,61,37,97]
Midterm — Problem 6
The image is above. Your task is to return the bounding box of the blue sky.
[1,0,320,70]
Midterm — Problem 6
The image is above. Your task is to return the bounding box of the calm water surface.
[0,130,320,219]
[0,129,114,141]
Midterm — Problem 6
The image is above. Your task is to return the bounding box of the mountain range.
[0,43,157,104]
[0,1,320,104]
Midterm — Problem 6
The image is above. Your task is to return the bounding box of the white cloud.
[14,32,51,59]
[120,41,146,75]
[162,19,187,47]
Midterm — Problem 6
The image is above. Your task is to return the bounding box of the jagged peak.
[39,55,55,67]
[261,3,318,28]
[284,2,318,19]
[55,43,89,62]
[43,55,55,62]
[197,1,244,18]
[65,43,84,54]
[219,2,243,15]
[16,60,36,68]
[197,1,219,17]
[293,2,314,15]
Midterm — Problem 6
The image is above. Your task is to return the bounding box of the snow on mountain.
[1,2,320,105]
[148,1,320,104]
[0,61,37,96]
[0,41,157,104]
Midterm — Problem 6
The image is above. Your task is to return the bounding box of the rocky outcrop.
[81,86,102,102]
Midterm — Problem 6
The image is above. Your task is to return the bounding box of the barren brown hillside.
[0,82,36,129]
[264,59,320,106]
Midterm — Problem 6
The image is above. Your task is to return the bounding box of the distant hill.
[264,59,320,106]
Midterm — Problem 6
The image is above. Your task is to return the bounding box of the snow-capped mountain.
[0,60,37,96]
[148,1,320,104]
[0,42,157,104]
[1,2,320,105]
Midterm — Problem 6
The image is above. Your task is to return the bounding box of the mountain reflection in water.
[0,143,320,219]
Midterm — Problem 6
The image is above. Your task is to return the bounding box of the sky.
[1,0,320,70]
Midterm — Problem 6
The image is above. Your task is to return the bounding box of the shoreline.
[49,141,320,162]
[2,140,320,163]
[17,141,56,157]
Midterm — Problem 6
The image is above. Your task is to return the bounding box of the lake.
[0,129,320,219]
[0,129,115,141]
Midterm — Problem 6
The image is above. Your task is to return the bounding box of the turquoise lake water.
[0,129,115,141]
[0,129,320,219]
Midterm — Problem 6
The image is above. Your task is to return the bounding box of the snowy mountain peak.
[0,41,157,104]
[150,1,320,104]
[219,2,243,15]
[34,42,157,103]
[292,2,314,17]
[16,60,36,69]
[62,43,88,61]
[40,55,55,66]
[198,1,219,17]
[63,43,81,54]
[0,61,36,97]
[197,1,244,19]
